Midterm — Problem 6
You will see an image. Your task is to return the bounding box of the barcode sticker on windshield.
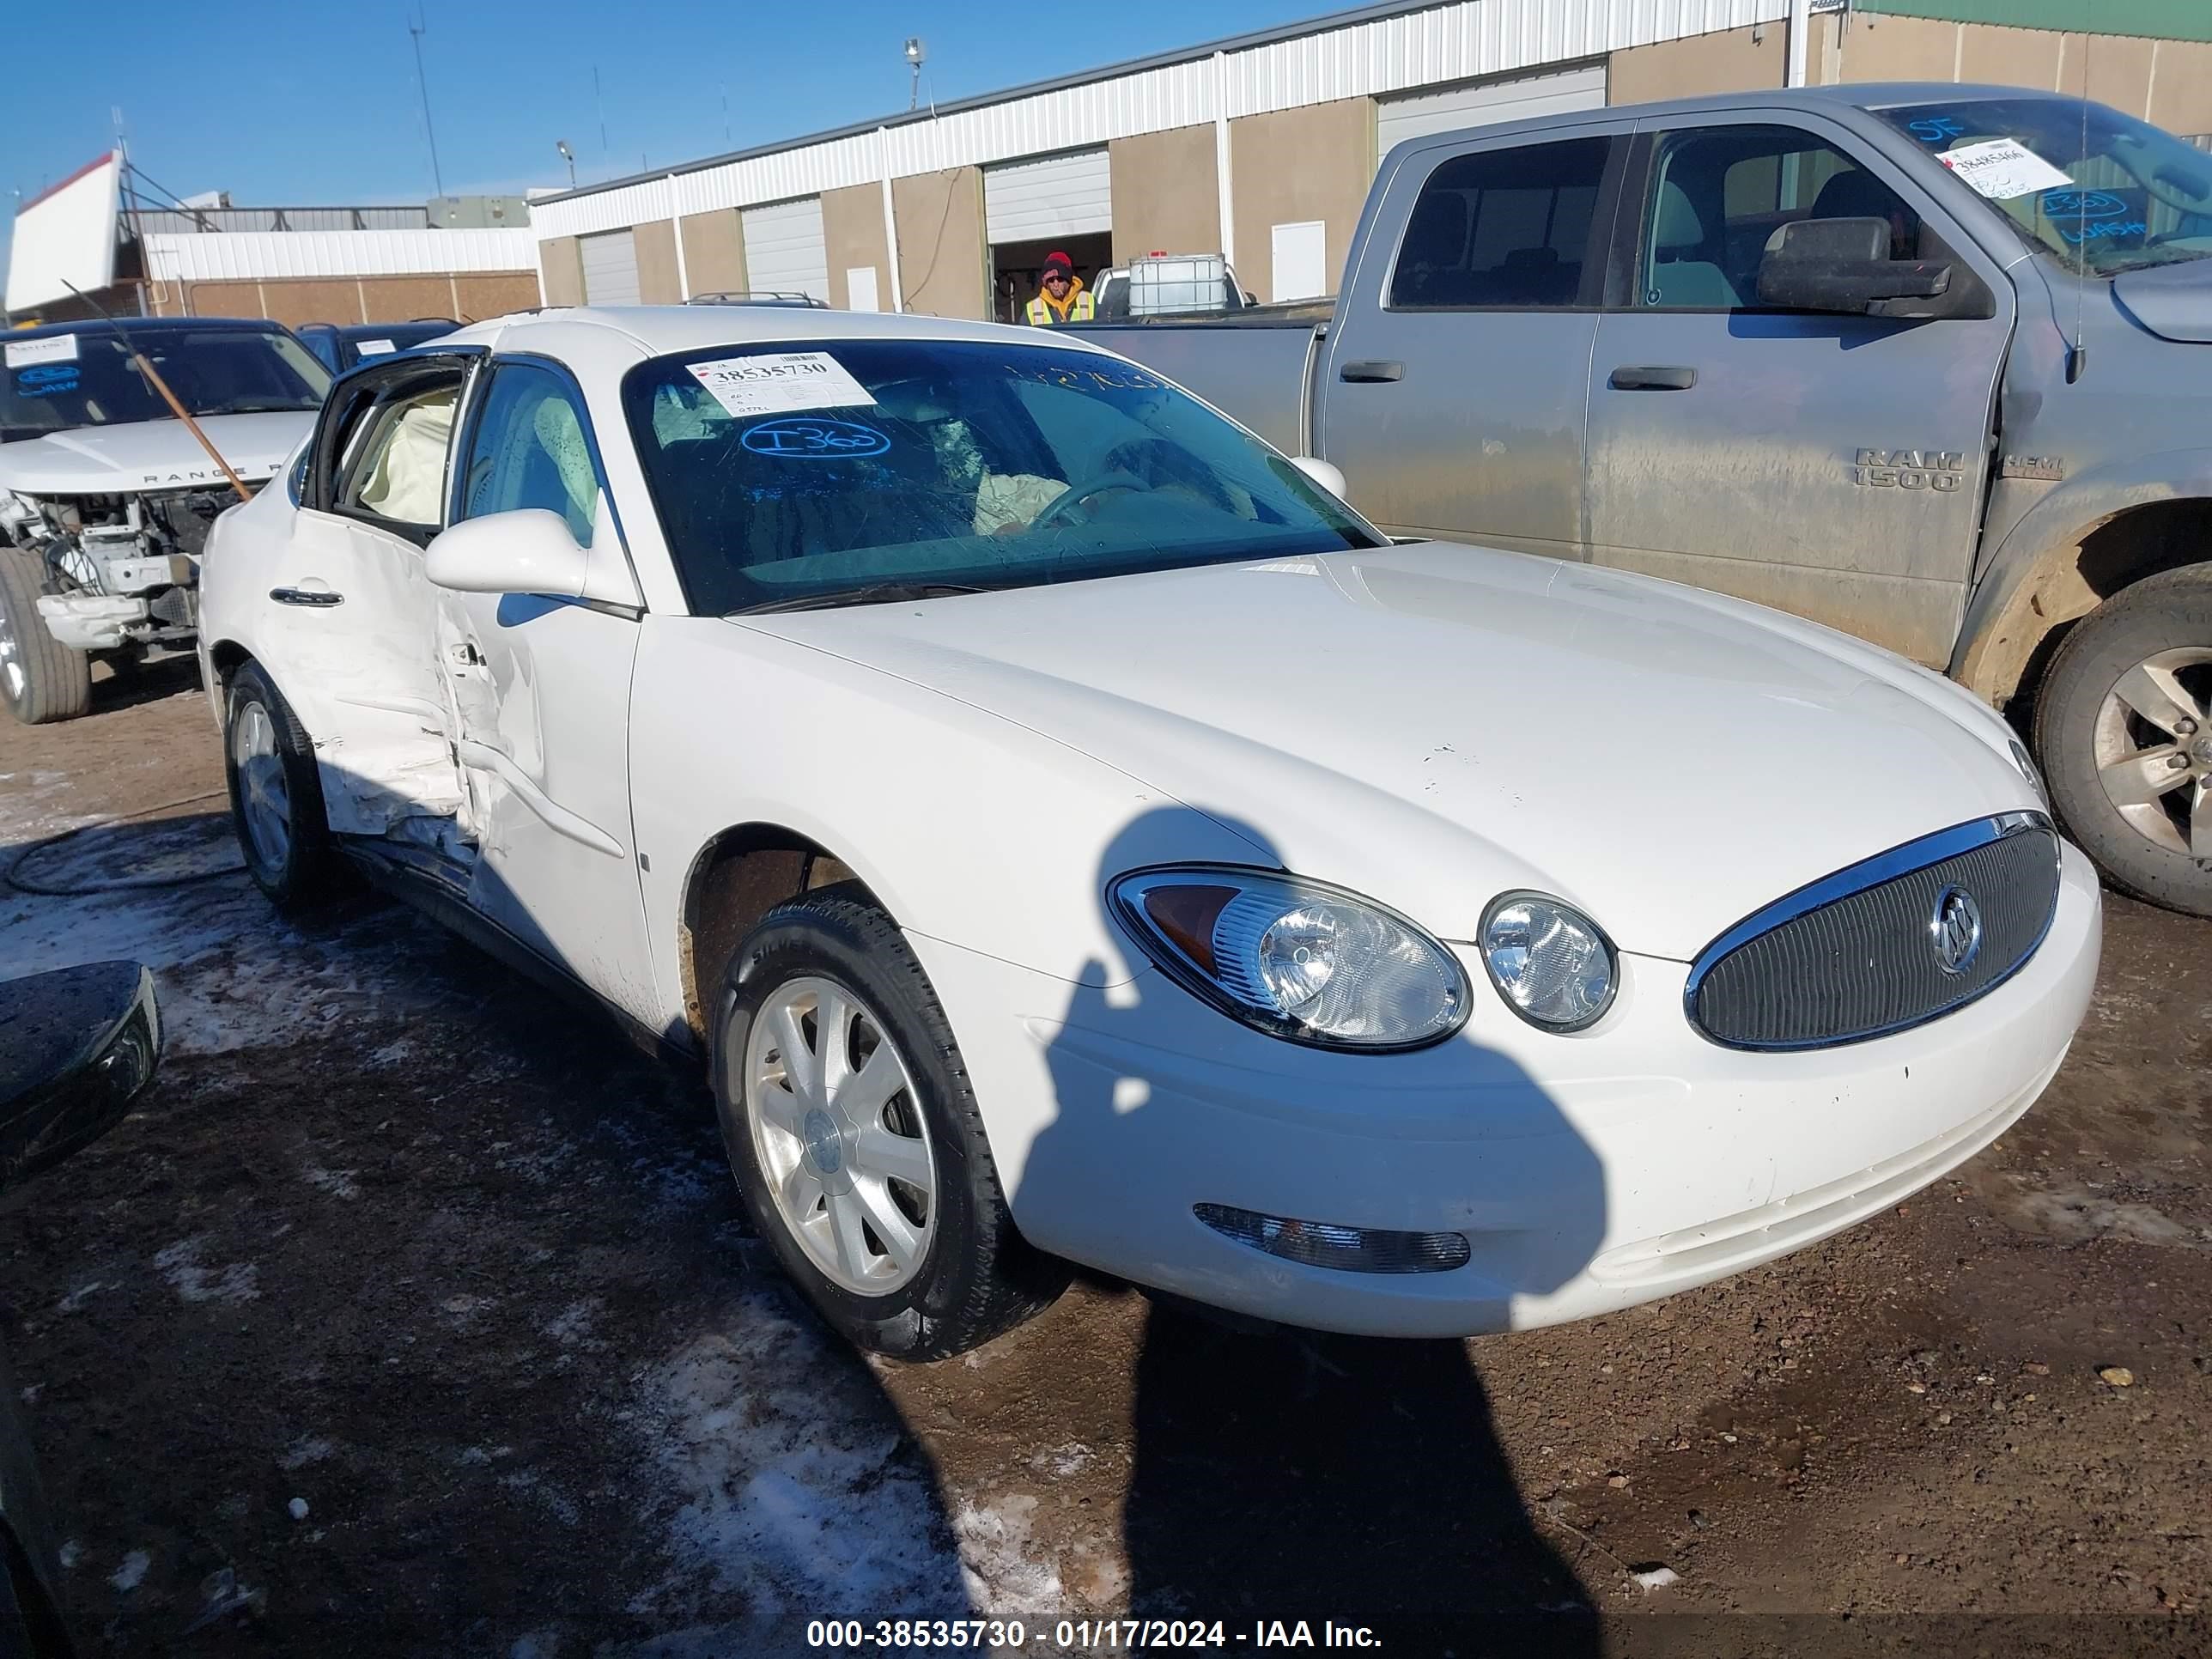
[5,334,79,368]
[686,351,877,418]
[1937,138,2072,200]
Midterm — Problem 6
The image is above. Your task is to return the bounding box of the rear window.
[622,338,1378,615]
[1390,137,1612,308]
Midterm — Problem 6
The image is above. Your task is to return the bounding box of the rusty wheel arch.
[675,824,876,1048]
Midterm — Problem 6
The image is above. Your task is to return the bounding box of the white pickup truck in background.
[1,316,328,724]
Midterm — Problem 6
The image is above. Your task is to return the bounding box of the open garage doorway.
[989,232,1113,324]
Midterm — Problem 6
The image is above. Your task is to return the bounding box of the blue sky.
[10,0,1331,212]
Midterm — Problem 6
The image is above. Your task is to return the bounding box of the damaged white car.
[0,317,328,723]
[198,308,2097,1361]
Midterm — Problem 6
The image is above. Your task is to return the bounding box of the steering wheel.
[1030,470,1152,532]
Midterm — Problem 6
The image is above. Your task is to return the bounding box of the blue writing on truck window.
[739,417,892,459]
[1906,115,1969,144]
[2041,189,2129,219]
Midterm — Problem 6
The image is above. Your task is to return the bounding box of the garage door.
[741,198,830,302]
[1376,64,1607,157]
[984,149,1111,243]
[580,228,641,306]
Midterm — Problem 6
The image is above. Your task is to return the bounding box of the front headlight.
[1109,866,1469,1050]
[1479,893,1617,1032]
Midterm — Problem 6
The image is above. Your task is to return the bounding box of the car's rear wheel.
[2035,563,2212,917]
[0,547,91,726]
[223,659,342,912]
[714,886,1066,1359]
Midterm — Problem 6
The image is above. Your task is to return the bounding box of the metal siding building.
[528,0,2212,313]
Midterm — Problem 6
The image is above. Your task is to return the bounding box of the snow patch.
[111,1550,150,1592]
[153,1238,259,1304]
[279,1436,335,1471]
[302,1164,361,1201]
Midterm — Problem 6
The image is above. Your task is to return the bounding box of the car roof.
[442,304,1121,376]
[6,314,295,340]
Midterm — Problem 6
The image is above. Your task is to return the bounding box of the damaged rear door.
[269,351,477,842]
[438,356,658,1029]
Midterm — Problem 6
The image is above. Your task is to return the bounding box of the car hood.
[739,542,2037,961]
[2111,258,2212,343]
[0,411,312,496]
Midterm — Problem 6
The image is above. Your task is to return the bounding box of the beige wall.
[149,271,537,327]
[1819,15,2200,132]
[1609,21,1787,104]
[1230,97,1374,304]
[542,235,585,307]
[681,209,747,295]
[822,182,890,311]
[1109,125,1221,263]
[634,218,681,303]
[892,167,986,318]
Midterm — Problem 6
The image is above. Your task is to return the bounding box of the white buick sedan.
[198,307,2100,1358]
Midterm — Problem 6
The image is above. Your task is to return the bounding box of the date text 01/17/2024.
[804,1618,1383,1649]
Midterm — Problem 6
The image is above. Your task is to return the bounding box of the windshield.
[623,338,1379,613]
[1877,96,2212,276]
[1,326,331,442]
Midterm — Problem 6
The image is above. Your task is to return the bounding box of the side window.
[1639,125,1922,311]
[1389,137,1612,309]
[332,381,460,529]
[458,363,601,546]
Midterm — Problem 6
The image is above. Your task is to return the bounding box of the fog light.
[1195,1203,1472,1274]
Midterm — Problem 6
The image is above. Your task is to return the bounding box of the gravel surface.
[2,671,2207,1656]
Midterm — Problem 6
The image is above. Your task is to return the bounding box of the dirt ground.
[1,670,2208,1658]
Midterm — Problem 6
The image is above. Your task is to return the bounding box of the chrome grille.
[1686,814,2061,1051]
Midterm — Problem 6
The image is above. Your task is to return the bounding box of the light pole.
[556,140,576,189]
[904,38,927,112]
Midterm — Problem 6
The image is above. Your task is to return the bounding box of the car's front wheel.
[714,886,1066,1359]
[223,659,342,913]
[2035,564,2212,918]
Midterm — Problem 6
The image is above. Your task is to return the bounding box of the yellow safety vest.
[1025,289,1094,325]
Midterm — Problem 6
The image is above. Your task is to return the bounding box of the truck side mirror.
[1756,216,1954,317]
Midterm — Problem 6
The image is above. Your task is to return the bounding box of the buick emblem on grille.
[1930,885,1984,975]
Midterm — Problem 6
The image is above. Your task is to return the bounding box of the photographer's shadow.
[1026,807,1607,1643]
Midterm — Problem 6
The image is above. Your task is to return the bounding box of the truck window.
[1638,125,1919,311]
[1389,137,1610,309]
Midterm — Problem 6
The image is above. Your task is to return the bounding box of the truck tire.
[2034,563,2212,917]
[0,548,92,725]
[713,885,1068,1360]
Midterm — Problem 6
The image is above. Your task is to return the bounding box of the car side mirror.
[0,961,161,1196]
[426,509,590,599]
[1291,455,1348,498]
[1757,216,1954,317]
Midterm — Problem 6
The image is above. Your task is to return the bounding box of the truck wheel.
[223,659,342,912]
[0,548,91,725]
[713,886,1068,1360]
[2034,564,2212,917]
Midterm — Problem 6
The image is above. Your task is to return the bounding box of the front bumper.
[911,842,2102,1338]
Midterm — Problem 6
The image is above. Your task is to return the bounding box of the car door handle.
[268,586,343,607]
[1338,360,1404,383]
[1607,364,1698,391]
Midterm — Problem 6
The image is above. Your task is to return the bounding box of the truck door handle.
[269,586,343,607]
[1339,360,1404,383]
[1608,364,1697,391]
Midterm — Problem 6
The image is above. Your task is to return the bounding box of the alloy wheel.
[2092,647,2212,861]
[232,701,293,876]
[744,975,938,1295]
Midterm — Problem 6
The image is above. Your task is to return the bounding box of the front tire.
[2035,563,2212,917]
[223,659,342,913]
[714,887,1067,1359]
[0,547,91,726]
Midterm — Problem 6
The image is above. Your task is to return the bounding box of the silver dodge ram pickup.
[1,316,327,724]
[1093,83,2212,918]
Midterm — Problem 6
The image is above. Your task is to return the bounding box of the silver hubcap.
[2093,647,2212,861]
[231,701,293,874]
[741,975,936,1296]
[0,596,22,701]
